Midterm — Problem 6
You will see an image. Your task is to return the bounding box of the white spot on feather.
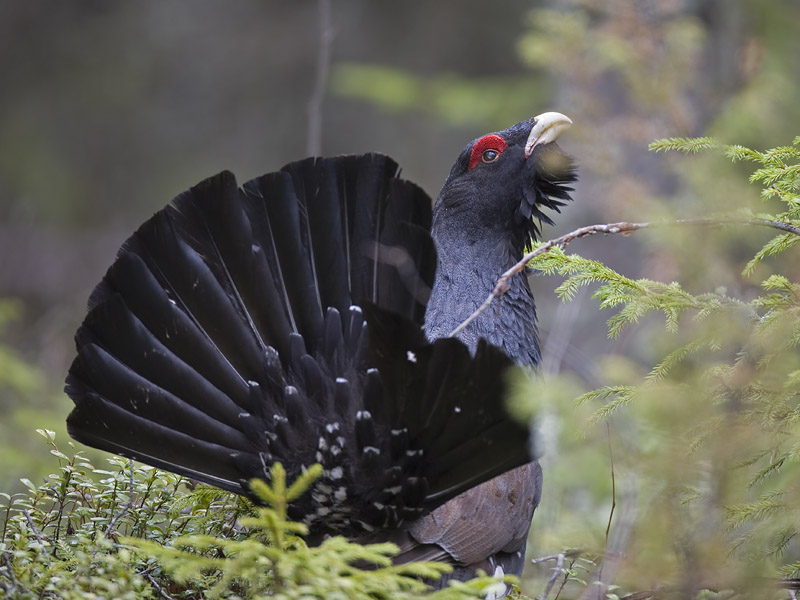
[358,521,375,532]
[406,350,417,363]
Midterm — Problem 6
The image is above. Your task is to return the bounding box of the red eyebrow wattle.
[468,134,508,170]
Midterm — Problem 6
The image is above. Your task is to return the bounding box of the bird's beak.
[524,112,572,158]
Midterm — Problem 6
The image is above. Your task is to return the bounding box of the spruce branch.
[448,216,800,339]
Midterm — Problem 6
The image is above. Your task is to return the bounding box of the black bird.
[65,112,575,591]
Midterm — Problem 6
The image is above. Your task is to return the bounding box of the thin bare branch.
[604,421,616,543]
[107,459,135,536]
[596,421,616,596]
[142,568,174,600]
[306,0,333,156]
[1,551,31,596]
[447,216,800,339]
[531,553,568,564]
[23,509,51,566]
[539,552,566,600]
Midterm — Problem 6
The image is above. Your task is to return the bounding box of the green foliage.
[0,299,67,496]
[0,300,42,398]
[517,136,800,596]
[649,137,719,154]
[0,431,514,599]
[1,429,201,598]
[530,246,747,338]
[126,462,512,600]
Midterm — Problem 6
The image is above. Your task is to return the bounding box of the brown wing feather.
[406,462,542,564]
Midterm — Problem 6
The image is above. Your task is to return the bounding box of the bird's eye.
[468,134,507,170]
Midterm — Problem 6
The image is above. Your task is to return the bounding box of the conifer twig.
[447,216,800,338]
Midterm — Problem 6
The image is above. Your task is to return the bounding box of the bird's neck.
[423,230,541,367]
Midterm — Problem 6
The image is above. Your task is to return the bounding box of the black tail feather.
[66,388,246,493]
[66,154,532,537]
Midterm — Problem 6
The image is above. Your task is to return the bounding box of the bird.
[65,112,576,592]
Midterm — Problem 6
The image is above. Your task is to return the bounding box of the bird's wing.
[65,154,533,534]
[406,462,542,564]
[363,462,542,585]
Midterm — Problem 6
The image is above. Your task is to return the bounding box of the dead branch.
[447,217,800,339]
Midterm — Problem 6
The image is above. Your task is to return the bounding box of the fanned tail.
[66,154,532,535]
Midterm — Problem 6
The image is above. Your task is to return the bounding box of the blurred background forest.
[2,0,800,597]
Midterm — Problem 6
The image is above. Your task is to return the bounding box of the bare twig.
[23,509,51,565]
[142,568,174,600]
[447,216,800,339]
[307,0,333,156]
[1,550,30,595]
[531,551,585,600]
[107,459,135,536]
[555,557,577,600]
[620,592,656,600]
[604,421,616,543]
[577,487,637,600]
[531,552,574,565]
[537,552,566,600]
[596,421,616,596]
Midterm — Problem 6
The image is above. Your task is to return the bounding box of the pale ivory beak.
[524,112,572,157]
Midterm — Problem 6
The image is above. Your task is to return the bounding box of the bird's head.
[433,112,576,254]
